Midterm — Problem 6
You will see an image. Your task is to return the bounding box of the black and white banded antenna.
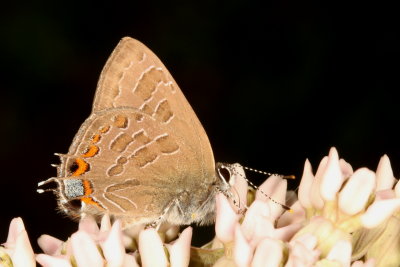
[242,165,295,213]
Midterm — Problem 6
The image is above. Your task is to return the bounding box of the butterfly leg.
[144,195,183,230]
[144,191,192,229]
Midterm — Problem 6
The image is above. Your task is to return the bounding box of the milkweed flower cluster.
[1,147,400,266]
[210,147,398,267]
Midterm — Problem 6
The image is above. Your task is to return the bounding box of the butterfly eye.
[217,165,231,184]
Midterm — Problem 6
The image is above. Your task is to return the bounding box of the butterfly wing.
[58,38,216,225]
[93,37,214,183]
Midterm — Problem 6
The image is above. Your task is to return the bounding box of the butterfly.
[38,37,237,228]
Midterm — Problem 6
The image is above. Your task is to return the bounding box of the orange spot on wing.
[91,125,110,144]
[100,125,110,133]
[81,196,103,209]
[72,158,89,176]
[80,180,104,209]
[92,134,101,143]
[82,180,93,195]
[82,145,99,158]
[114,115,128,128]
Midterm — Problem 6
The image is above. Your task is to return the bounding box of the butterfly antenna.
[243,166,296,180]
[241,165,294,212]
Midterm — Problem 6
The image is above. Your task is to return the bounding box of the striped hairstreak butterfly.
[38,37,240,228]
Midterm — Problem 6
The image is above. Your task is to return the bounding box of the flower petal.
[71,231,104,267]
[233,224,253,267]
[166,227,192,267]
[241,200,275,245]
[36,254,72,267]
[37,234,63,256]
[376,155,395,191]
[339,168,376,215]
[298,159,314,209]
[277,200,306,228]
[310,156,328,209]
[5,217,25,246]
[122,253,140,267]
[287,234,320,267]
[274,222,303,242]
[215,193,240,243]
[326,240,352,267]
[100,214,112,233]
[101,220,125,267]
[376,189,396,200]
[138,228,168,267]
[292,216,351,257]
[11,228,36,267]
[361,198,400,228]
[252,237,283,266]
[320,147,343,201]
[256,175,287,220]
[78,215,100,236]
[339,158,353,178]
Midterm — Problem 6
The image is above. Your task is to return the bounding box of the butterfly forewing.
[92,37,214,181]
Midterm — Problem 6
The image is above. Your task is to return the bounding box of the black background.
[1,1,399,250]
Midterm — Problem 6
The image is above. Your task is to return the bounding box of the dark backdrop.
[1,1,398,250]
